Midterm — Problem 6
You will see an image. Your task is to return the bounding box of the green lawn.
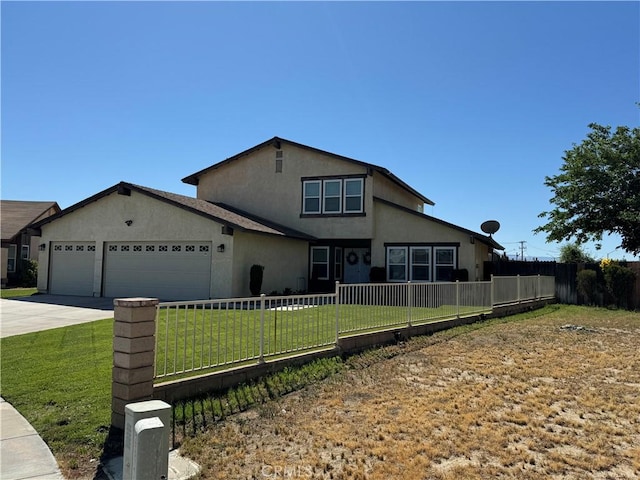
[155,303,491,379]
[0,319,113,471]
[1,287,38,298]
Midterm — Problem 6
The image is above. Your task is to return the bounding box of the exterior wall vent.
[275,151,283,173]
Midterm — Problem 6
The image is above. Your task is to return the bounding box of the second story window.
[323,180,342,213]
[303,181,321,214]
[302,176,364,216]
[344,178,363,213]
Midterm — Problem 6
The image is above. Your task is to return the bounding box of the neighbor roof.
[1,200,60,241]
[181,136,435,206]
[30,182,315,241]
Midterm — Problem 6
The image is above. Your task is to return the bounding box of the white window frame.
[322,179,342,214]
[386,246,408,282]
[7,245,17,273]
[434,246,456,282]
[311,246,330,280]
[302,180,321,214]
[344,178,364,213]
[334,247,343,280]
[302,176,365,216]
[21,245,30,260]
[387,245,457,282]
[410,246,431,282]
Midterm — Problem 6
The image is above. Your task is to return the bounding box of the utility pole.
[518,241,526,261]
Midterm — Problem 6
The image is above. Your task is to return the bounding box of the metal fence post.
[259,294,266,363]
[491,274,495,306]
[335,281,340,345]
[456,280,460,318]
[407,281,412,327]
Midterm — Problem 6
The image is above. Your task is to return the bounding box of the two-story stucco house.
[32,137,503,300]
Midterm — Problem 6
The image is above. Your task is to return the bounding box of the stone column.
[111,298,159,430]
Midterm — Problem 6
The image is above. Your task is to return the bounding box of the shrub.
[576,268,598,305]
[369,266,386,282]
[600,260,636,309]
[19,259,38,287]
[249,264,264,296]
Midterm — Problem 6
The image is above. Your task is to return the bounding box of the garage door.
[103,242,212,301]
[49,242,96,296]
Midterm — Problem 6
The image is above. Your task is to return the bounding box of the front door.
[343,248,371,284]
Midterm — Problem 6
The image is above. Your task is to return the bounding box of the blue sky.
[2,1,639,261]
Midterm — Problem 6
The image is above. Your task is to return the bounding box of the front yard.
[179,305,640,479]
[1,304,638,479]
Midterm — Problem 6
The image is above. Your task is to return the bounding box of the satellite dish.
[481,220,500,236]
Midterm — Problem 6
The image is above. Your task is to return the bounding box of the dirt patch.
[181,307,640,479]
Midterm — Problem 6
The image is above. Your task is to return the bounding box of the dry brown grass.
[180,305,640,479]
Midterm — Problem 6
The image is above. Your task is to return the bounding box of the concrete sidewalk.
[0,397,64,479]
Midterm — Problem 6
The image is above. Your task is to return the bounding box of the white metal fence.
[154,275,554,380]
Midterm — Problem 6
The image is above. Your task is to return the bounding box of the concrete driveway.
[0,295,115,338]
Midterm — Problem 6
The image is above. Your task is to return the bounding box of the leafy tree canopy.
[535,122,640,255]
[559,243,595,263]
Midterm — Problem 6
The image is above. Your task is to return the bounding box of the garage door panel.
[103,242,211,301]
[49,242,96,296]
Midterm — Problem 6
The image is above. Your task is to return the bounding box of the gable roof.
[181,136,435,206]
[31,182,316,241]
[374,196,505,251]
[1,200,61,241]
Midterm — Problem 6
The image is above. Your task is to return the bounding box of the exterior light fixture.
[217,244,225,253]
[125,220,133,226]
[39,243,46,251]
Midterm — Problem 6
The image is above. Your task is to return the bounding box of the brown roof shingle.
[31,182,315,241]
[1,200,60,241]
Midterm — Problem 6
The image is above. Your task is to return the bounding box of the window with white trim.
[21,245,30,260]
[323,179,342,213]
[302,177,365,216]
[334,247,343,280]
[7,245,17,273]
[344,178,364,213]
[434,247,456,281]
[387,247,408,281]
[410,247,430,281]
[303,181,321,214]
[386,245,457,282]
[311,246,330,280]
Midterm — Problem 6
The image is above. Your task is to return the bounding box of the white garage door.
[49,242,96,296]
[103,242,212,301]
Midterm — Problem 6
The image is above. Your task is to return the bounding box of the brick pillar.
[111,297,159,430]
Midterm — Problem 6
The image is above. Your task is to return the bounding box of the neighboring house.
[32,137,503,300]
[1,200,61,287]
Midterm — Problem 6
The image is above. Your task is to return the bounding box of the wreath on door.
[363,251,371,265]
[347,251,359,265]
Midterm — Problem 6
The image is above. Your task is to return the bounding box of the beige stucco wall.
[371,200,490,280]
[193,143,428,240]
[29,236,41,261]
[37,190,230,297]
[231,231,308,296]
[371,172,425,212]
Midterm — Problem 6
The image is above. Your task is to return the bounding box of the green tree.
[559,243,595,263]
[535,122,640,255]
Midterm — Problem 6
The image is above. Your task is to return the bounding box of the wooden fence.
[485,260,639,309]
